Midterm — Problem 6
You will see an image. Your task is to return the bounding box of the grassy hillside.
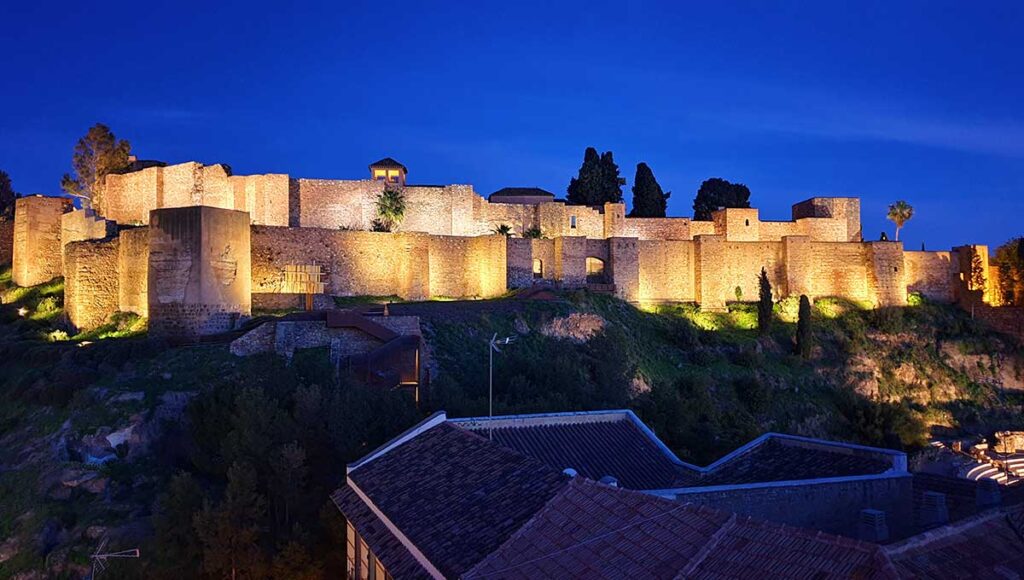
[0,266,1022,578]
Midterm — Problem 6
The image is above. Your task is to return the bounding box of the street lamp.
[488,333,516,440]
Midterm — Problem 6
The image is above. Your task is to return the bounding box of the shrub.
[757,267,772,335]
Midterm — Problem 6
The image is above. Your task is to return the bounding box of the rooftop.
[489,187,555,198]
[368,157,407,171]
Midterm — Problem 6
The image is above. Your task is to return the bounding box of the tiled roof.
[464,478,898,579]
[347,422,566,578]
[887,508,1024,578]
[489,187,554,198]
[451,411,694,489]
[330,485,431,579]
[694,437,895,487]
[368,157,407,171]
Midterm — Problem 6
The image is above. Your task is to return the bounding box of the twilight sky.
[2,1,1022,249]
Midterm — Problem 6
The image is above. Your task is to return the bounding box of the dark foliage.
[796,295,812,358]
[567,147,624,206]
[0,170,16,218]
[757,267,772,335]
[692,177,751,221]
[60,123,131,211]
[629,162,670,217]
[994,237,1024,305]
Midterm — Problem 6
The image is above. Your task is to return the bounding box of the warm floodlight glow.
[17,307,28,317]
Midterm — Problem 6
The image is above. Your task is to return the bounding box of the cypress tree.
[597,151,625,204]
[567,147,602,205]
[630,162,670,217]
[796,295,812,358]
[757,267,773,335]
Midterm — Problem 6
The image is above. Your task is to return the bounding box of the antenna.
[89,536,140,579]
[488,333,516,440]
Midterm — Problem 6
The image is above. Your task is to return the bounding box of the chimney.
[598,475,619,488]
[859,509,889,543]
[976,477,1001,509]
[920,491,949,527]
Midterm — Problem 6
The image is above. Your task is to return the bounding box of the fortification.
[147,206,251,338]
[12,157,998,336]
[12,196,67,286]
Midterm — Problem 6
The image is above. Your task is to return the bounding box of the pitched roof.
[450,410,693,489]
[887,507,1024,578]
[489,187,554,198]
[331,485,432,579]
[464,478,898,579]
[368,157,407,171]
[347,422,566,578]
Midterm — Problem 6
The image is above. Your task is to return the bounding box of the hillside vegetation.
[0,266,1022,578]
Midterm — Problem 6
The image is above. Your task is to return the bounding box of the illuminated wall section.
[12,196,66,286]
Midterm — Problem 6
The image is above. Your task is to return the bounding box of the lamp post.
[488,333,515,440]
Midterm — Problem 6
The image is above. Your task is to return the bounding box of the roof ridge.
[674,513,738,579]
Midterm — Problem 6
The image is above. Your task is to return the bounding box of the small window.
[745,219,750,226]
[893,266,899,273]
[346,522,357,578]
[570,215,577,229]
[533,258,543,279]
[358,538,370,580]
[373,169,387,181]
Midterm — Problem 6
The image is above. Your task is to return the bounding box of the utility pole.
[488,333,515,440]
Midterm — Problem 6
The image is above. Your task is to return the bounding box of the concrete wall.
[0,218,13,266]
[12,196,66,286]
[148,206,251,338]
[64,238,119,331]
[675,475,913,540]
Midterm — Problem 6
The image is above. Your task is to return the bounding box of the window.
[745,219,750,226]
[387,169,401,183]
[373,169,388,181]
[570,215,577,229]
[358,538,370,580]
[532,258,543,279]
[346,522,356,578]
[586,257,605,283]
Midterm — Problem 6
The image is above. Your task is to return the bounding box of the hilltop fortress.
[4,158,995,338]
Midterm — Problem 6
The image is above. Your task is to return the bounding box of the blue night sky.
[2,1,1022,250]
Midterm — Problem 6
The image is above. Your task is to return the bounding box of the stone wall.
[118,227,150,317]
[676,475,913,540]
[12,196,66,286]
[427,235,507,298]
[807,242,870,302]
[904,251,956,302]
[638,240,696,302]
[60,210,116,270]
[148,206,252,338]
[102,162,288,226]
[867,242,907,306]
[0,218,13,266]
[64,238,119,331]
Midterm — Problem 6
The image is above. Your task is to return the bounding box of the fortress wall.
[695,236,727,310]
[555,236,588,286]
[60,210,116,270]
[759,221,802,241]
[506,238,533,288]
[638,240,696,302]
[477,200,537,237]
[714,208,761,242]
[118,227,150,316]
[102,167,161,224]
[867,242,907,306]
[783,236,812,298]
[0,218,13,266]
[690,221,717,236]
[620,217,692,240]
[292,178,379,229]
[608,238,640,301]
[229,173,289,226]
[791,198,860,242]
[148,206,251,338]
[807,242,870,301]
[251,226,430,300]
[427,234,507,298]
[161,162,202,208]
[402,186,458,235]
[64,238,119,331]
[720,241,787,302]
[904,251,956,302]
[12,196,66,286]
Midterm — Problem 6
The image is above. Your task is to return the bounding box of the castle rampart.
[9,158,997,336]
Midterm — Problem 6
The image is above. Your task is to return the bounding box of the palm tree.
[493,224,513,237]
[375,187,406,232]
[886,200,914,241]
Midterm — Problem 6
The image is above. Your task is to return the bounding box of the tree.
[969,247,986,292]
[566,147,624,206]
[629,162,670,217]
[796,295,812,358]
[194,462,269,580]
[757,267,772,336]
[993,237,1024,305]
[523,226,543,239]
[886,200,914,241]
[153,472,205,580]
[0,170,17,218]
[270,540,322,580]
[693,178,751,220]
[373,187,406,232]
[60,123,132,212]
[493,224,513,236]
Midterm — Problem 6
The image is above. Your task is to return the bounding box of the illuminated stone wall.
[427,234,507,298]
[904,251,957,302]
[0,218,13,266]
[102,162,288,226]
[638,240,696,302]
[60,209,116,270]
[64,238,119,331]
[118,227,150,317]
[148,206,252,338]
[12,196,66,286]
